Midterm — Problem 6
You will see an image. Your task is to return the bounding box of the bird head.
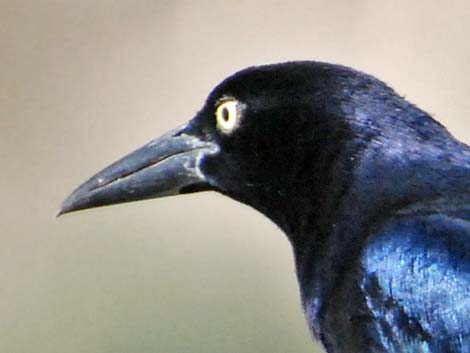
[59,62,391,234]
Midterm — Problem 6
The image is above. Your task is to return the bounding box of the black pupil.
[222,107,230,122]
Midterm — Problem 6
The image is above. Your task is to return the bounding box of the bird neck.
[286,125,470,340]
[262,112,466,336]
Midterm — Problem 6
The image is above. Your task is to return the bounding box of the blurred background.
[2,1,470,352]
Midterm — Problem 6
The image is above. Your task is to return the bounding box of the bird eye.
[215,99,242,134]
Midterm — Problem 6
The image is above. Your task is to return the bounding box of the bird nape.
[59,61,470,353]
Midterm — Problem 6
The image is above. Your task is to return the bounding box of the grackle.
[60,62,470,353]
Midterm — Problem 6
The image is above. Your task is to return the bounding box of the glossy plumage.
[60,62,470,353]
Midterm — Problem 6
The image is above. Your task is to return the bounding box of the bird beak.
[58,124,219,216]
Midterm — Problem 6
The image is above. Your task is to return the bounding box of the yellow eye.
[215,99,242,134]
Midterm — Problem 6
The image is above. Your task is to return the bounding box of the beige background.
[2,1,470,352]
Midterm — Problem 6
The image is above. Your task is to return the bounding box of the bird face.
[59,64,316,216]
[59,67,270,214]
